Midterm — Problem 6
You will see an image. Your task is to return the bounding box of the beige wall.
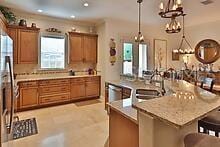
[166,20,220,71]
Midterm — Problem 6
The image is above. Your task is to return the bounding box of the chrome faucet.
[150,70,166,95]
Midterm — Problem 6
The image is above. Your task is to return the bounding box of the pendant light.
[173,14,194,54]
[165,16,181,34]
[135,0,144,43]
[159,0,183,19]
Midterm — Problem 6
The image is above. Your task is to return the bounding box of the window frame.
[122,42,134,75]
[39,34,67,70]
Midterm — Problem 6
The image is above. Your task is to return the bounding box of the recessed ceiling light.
[70,15,75,18]
[84,2,89,7]
[37,9,43,13]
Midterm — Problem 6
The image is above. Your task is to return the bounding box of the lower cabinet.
[70,83,86,100]
[18,76,101,111]
[20,87,38,108]
[86,81,100,97]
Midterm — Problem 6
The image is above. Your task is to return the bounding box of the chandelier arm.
[184,38,193,50]
[178,38,184,50]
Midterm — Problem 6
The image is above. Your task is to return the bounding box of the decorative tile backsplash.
[14,63,96,76]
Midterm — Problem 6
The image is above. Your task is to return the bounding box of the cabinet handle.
[44,98,51,101]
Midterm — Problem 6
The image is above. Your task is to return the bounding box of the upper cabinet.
[7,26,40,64]
[69,32,98,64]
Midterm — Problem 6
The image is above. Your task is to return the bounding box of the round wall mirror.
[195,39,220,64]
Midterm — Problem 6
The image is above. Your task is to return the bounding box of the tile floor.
[11,98,109,147]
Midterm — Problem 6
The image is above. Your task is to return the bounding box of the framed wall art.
[154,39,167,70]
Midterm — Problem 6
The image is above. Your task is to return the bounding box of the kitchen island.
[106,79,220,147]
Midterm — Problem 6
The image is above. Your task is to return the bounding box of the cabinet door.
[85,81,100,97]
[20,87,38,108]
[84,35,97,63]
[18,29,39,64]
[69,34,84,63]
[8,28,18,64]
[70,83,86,99]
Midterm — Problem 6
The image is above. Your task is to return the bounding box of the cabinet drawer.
[71,78,85,83]
[39,93,70,104]
[39,85,70,95]
[39,79,70,86]
[85,76,100,82]
[19,81,38,87]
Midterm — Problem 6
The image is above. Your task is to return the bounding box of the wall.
[96,18,169,95]
[183,20,220,70]
[12,10,96,74]
[166,20,220,71]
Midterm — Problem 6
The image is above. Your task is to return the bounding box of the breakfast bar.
[106,80,220,147]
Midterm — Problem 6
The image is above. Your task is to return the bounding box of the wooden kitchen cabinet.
[7,28,18,64]
[84,35,97,63]
[69,32,98,63]
[18,29,39,64]
[69,33,84,62]
[7,25,40,64]
[18,76,101,111]
[20,87,38,108]
[85,77,100,97]
[70,83,86,99]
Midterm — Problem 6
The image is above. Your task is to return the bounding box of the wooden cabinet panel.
[40,93,70,105]
[19,81,38,88]
[8,28,18,64]
[18,29,39,64]
[39,85,70,95]
[39,79,70,86]
[84,35,97,63]
[70,83,86,99]
[20,87,38,108]
[86,81,100,97]
[69,34,84,62]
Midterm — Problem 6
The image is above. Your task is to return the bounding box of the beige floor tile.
[14,98,109,147]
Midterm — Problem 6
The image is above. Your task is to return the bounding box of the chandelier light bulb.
[160,2,164,11]
[176,0,182,5]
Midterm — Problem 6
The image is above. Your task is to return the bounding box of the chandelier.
[173,14,194,54]
[135,0,144,43]
[165,16,181,34]
[159,0,183,18]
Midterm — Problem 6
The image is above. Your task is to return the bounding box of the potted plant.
[0,6,16,24]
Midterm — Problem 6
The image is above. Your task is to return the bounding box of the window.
[138,44,148,77]
[122,42,148,77]
[123,43,133,75]
[40,36,65,69]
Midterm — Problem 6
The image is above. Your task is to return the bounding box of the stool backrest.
[201,77,214,92]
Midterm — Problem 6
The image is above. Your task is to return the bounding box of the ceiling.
[1,0,220,26]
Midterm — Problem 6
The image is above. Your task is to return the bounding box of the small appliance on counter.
[88,68,96,75]
[69,69,75,76]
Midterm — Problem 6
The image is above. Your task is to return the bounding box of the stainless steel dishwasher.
[108,85,123,102]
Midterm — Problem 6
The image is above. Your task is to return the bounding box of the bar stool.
[184,133,220,147]
[198,111,220,137]
[198,77,220,137]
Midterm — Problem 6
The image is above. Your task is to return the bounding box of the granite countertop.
[15,74,101,82]
[106,80,162,124]
[106,79,220,128]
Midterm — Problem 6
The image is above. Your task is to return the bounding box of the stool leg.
[215,131,219,137]
[204,128,209,134]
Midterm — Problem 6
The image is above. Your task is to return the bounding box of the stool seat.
[184,133,220,147]
[202,111,220,125]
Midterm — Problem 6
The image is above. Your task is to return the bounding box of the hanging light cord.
[178,14,193,51]
[138,0,141,34]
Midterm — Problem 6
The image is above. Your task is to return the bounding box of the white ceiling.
[1,0,220,26]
